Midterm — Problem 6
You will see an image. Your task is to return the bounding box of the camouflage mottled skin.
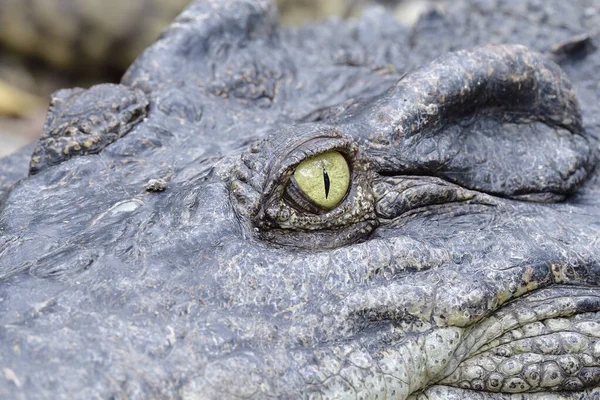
[1,0,600,399]
[28,84,149,174]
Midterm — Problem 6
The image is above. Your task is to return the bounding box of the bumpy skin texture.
[29,84,149,175]
[1,0,600,399]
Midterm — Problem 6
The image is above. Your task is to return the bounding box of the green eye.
[293,151,350,209]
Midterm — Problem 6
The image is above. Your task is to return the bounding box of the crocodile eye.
[292,151,350,210]
[239,129,376,248]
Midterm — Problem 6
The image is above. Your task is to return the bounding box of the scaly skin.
[0,0,599,399]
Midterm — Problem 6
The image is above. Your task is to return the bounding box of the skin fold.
[0,0,599,398]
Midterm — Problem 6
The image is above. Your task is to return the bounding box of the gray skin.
[1,0,600,399]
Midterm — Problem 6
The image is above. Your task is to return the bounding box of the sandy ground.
[0,0,431,159]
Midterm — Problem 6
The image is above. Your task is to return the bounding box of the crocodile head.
[1,0,599,398]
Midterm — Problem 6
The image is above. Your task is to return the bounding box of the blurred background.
[0,0,436,158]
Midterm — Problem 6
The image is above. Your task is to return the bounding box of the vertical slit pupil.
[323,167,330,199]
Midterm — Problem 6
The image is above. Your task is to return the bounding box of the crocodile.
[1,0,600,399]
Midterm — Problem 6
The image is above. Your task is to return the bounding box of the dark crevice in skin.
[376,167,589,205]
[377,169,436,177]
[372,118,596,203]
[377,201,498,228]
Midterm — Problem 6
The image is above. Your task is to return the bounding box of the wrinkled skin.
[1,0,600,399]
